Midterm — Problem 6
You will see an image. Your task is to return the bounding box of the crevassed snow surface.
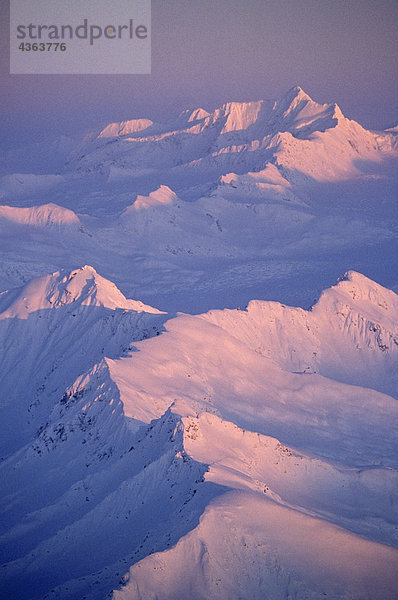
[0,87,397,600]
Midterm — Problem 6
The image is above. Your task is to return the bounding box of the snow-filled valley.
[0,87,397,599]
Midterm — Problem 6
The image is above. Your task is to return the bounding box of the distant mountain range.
[0,87,397,599]
[67,85,397,181]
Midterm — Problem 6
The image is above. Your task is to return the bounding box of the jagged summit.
[207,86,341,136]
[1,263,397,599]
[183,87,326,132]
[267,85,342,137]
[67,85,390,180]
[0,266,164,318]
[287,84,308,96]
[279,85,315,105]
[1,73,398,600]
[184,87,332,134]
[90,86,337,142]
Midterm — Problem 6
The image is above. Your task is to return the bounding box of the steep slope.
[0,86,397,600]
[112,490,398,600]
[0,408,221,600]
[202,270,398,396]
[0,270,397,600]
[0,266,166,458]
[0,87,396,316]
[2,401,397,600]
[107,271,398,465]
[67,86,395,184]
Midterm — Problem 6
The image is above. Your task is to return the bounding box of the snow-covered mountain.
[0,86,396,313]
[0,202,80,229]
[0,266,166,459]
[0,87,397,599]
[66,86,397,183]
[0,268,397,599]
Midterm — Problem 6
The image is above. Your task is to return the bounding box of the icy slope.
[113,364,392,600]
[0,408,221,600]
[1,407,396,600]
[68,86,394,183]
[113,490,398,600]
[99,119,154,138]
[0,269,397,600]
[107,271,398,465]
[108,273,398,599]
[0,266,166,458]
[0,87,397,599]
[202,270,398,396]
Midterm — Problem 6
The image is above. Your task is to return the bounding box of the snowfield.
[0,87,397,599]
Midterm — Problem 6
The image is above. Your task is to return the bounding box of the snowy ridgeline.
[0,87,397,599]
[0,86,397,316]
[66,85,396,180]
[0,266,397,600]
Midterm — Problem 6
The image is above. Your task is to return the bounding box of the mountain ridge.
[0,86,397,600]
[0,265,397,600]
[66,86,395,187]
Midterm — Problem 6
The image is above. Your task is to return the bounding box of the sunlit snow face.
[1,71,397,600]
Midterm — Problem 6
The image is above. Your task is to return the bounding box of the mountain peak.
[332,102,344,121]
[0,266,164,319]
[289,85,309,97]
[275,85,318,112]
[66,85,390,182]
[313,270,398,327]
[123,185,178,213]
